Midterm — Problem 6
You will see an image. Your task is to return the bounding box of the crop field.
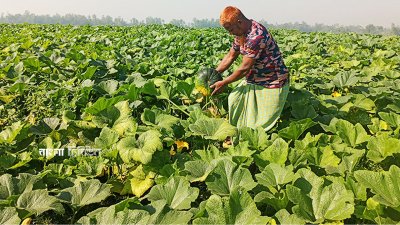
[0,23,400,224]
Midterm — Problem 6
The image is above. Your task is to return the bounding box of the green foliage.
[17,190,64,216]
[146,176,199,210]
[189,118,237,141]
[193,188,271,225]
[0,24,399,224]
[205,160,257,196]
[355,165,400,208]
[286,169,355,223]
[0,207,21,225]
[57,179,111,208]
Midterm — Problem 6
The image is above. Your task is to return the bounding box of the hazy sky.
[1,0,399,27]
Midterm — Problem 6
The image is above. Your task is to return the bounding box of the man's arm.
[210,56,256,95]
[215,48,240,73]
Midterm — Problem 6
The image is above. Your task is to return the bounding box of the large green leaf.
[146,176,199,210]
[333,71,359,88]
[225,141,256,166]
[274,209,305,225]
[255,163,296,192]
[184,160,214,182]
[286,168,354,223]
[117,130,162,164]
[254,138,289,169]
[205,160,256,196]
[0,121,23,144]
[30,118,60,135]
[141,81,158,96]
[254,191,289,211]
[189,118,237,141]
[352,94,376,112]
[95,79,119,95]
[289,133,323,168]
[0,173,46,199]
[78,204,150,225]
[90,101,136,136]
[184,147,226,182]
[128,165,155,197]
[238,126,270,151]
[340,59,360,69]
[324,119,370,147]
[57,179,111,208]
[366,134,400,163]
[74,157,109,177]
[16,189,64,216]
[125,83,142,102]
[141,108,180,132]
[94,127,119,150]
[193,188,271,224]
[192,146,223,162]
[379,112,400,128]
[0,154,16,170]
[278,118,317,140]
[176,81,195,97]
[145,200,193,225]
[111,101,137,136]
[91,104,120,128]
[156,82,177,100]
[354,165,400,208]
[0,207,21,225]
[318,146,341,169]
[345,176,367,201]
[85,96,125,115]
[290,101,318,119]
[80,66,97,79]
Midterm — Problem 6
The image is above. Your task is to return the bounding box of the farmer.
[210,6,290,131]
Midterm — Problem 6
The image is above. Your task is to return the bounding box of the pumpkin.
[195,68,222,96]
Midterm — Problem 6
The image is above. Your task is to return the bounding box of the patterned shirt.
[232,20,289,88]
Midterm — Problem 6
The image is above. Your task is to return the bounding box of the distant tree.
[114,17,128,26]
[389,23,400,35]
[365,24,378,34]
[190,18,219,27]
[145,17,164,25]
[169,19,187,27]
[0,12,398,36]
[130,18,141,26]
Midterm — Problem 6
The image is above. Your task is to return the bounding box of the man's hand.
[211,55,255,96]
[210,80,226,96]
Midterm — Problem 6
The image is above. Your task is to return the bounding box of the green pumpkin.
[196,68,222,88]
[195,68,222,96]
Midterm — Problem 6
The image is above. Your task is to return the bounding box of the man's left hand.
[210,80,226,96]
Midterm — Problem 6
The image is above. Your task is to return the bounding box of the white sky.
[0,0,399,27]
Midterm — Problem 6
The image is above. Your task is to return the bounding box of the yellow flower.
[380,121,388,130]
[269,218,277,225]
[331,91,341,97]
[169,148,176,156]
[175,140,189,151]
[21,218,32,225]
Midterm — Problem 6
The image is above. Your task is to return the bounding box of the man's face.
[223,21,244,36]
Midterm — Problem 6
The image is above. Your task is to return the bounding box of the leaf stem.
[167,99,190,116]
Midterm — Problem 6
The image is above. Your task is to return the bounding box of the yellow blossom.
[380,121,388,130]
[175,140,189,151]
[332,91,341,97]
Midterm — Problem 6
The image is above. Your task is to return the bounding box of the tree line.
[1,11,399,35]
